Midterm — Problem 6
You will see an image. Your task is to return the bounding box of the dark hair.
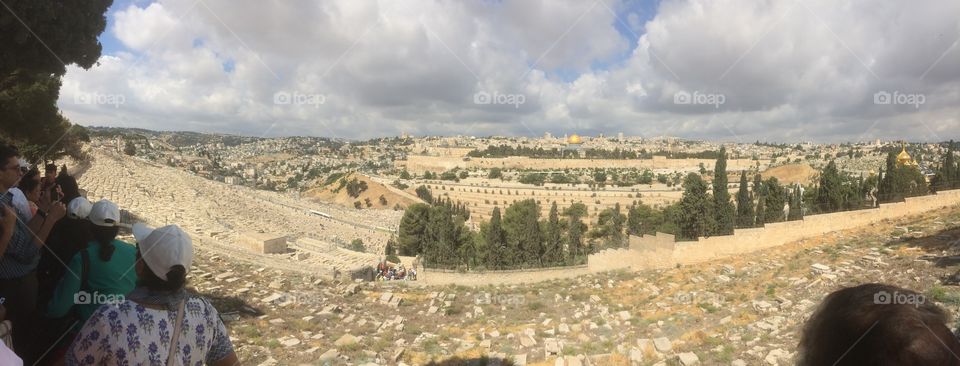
[55,174,80,203]
[0,144,18,165]
[90,225,119,261]
[18,168,41,194]
[798,283,960,366]
[136,248,187,291]
[44,163,56,173]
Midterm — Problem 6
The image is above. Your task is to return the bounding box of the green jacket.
[47,239,138,322]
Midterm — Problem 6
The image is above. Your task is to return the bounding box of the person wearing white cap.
[67,223,238,366]
[36,197,94,327]
[46,200,137,337]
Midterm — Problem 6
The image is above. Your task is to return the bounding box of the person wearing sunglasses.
[0,144,66,362]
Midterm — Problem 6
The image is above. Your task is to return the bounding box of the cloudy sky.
[58,0,960,142]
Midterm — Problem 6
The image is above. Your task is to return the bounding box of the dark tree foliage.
[735,171,754,228]
[932,142,960,191]
[1,0,112,161]
[878,151,929,203]
[678,173,711,240]
[415,185,433,204]
[816,160,844,213]
[763,177,786,223]
[712,147,735,235]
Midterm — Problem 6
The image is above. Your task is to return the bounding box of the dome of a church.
[897,145,918,167]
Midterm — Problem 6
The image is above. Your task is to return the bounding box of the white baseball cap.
[88,200,120,227]
[67,197,93,219]
[133,223,193,281]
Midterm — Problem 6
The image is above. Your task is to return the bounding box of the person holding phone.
[0,144,66,362]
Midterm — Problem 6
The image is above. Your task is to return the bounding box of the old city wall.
[419,189,960,286]
[398,155,761,174]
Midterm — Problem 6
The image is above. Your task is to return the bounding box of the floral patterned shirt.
[66,297,234,366]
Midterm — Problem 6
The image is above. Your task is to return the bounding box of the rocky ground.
[186,203,960,365]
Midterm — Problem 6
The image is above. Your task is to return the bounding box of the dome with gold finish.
[567,134,582,144]
[897,145,918,167]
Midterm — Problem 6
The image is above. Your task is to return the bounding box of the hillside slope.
[305,172,420,210]
[762,163,819,185]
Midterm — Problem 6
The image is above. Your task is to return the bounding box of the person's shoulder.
[113,239,137,252]
[190,296,221,316]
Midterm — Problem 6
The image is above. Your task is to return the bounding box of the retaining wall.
[418,189,960,286]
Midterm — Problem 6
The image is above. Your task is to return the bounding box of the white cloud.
[59,0,960,142]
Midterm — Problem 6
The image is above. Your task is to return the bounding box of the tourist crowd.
[376,259,416,281]
[0,144,239,365]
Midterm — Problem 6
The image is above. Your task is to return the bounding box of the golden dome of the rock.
[567,134,582,144]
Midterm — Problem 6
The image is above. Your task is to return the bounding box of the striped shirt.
[0,191,39,279]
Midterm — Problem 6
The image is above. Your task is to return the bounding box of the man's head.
[0,144,23,190]
[798,283,960,365]
[44,163,57,178]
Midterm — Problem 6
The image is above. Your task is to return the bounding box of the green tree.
[878,150,929,203]
[545,202,563,265]
[502,199,542,267]
[385,237,397,256]
[627,203,642,235]
[349,239,366,253]
[932,142,958,191]
[488,168,502,179]
[752,174,765,227]
[712,147,735,235]
[415,185,433,204]
[763,177,786,223]
[483,207,507,268]
[398,203,430,255]
[816,160,844,213]
[788,185,804,221]
[1,1,111,161]
[594,203,626,248]
[678,173,711,240]
[565,204,586,263]
[735,171,754,228]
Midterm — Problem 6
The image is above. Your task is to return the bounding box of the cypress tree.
[712,147,735,235]
[763,177,786,223]
[546,202,562,265]
[735,171,754,228]
[678,173,710,240]
[753,174,765,227]
[398,203,430,256]
[484,207,506,268]
[566,203,586,263]
[816,160,844,213]
[627,203,642,235]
